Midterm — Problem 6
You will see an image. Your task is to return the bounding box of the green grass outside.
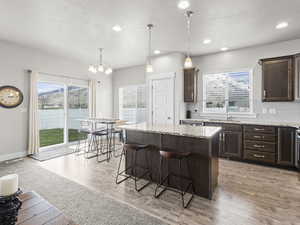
[40,128,87,147]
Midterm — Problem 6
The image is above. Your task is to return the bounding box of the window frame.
[202,69,253,115]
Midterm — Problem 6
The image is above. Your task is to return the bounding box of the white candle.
[0,174,19,196]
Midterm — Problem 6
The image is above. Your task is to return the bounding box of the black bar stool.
[116,143,152,192]
[154,150,195,208]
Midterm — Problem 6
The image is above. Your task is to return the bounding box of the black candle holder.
[0,189,22,225]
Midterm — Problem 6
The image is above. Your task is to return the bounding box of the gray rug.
[30,147,75,161]
[0,159,169,225]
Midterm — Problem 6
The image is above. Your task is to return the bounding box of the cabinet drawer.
[244,141,276,153]
[244,125,275,134]
[223,124,242,132]
[244,133,276,142]
[244,150,275,163]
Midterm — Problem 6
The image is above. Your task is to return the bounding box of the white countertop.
[182,119,300,128]
[118,123,222,139]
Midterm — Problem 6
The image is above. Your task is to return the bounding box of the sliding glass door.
[38,82,89,148]
[38,82,65,148]
[67,86,89,143]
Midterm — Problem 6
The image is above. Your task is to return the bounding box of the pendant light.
[146,24,154,73]
[184,11,193,69]
[98,48,104,72]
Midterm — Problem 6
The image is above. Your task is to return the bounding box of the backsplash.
[186,100,300,123]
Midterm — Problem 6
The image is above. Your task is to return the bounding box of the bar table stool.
[116,143,152,192]
[154,150,195,208]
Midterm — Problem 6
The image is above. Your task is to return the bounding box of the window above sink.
[203,69,253,115]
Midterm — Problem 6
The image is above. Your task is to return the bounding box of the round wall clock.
[0,86,24,108]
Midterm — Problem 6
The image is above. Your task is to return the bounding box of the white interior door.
[151,77,174,125]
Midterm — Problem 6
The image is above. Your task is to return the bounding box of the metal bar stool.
[94,121,112,163]
[111,120,127,157]
[116,143,152,192]
[75,120,93,155]
[154,150,195,208]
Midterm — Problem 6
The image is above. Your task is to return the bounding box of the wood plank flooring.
[36,150,300,225]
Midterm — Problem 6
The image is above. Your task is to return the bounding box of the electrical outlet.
[262,108,267,114]
[269,108,276,114]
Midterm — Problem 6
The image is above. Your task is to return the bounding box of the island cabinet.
[277,127,295,166]
[261,55,294,102]
[184,68,198,102]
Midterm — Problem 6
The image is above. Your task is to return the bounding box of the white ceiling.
[0,0,300,69]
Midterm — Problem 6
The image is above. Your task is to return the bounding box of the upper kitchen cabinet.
[261,55,294,102]
[184,68,198,102]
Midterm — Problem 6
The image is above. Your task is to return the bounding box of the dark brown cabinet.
[205,123,242,159]
[261,55,294,102]
[277,127,295,166]
[243,125,276,164]
[181,120,297,168]
[184,68,198,102]
[221,131,243,158]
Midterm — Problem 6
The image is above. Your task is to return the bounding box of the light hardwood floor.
[37,150,300,225]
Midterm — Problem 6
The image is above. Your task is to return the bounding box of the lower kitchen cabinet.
[220,131,243,158]
[277,127,295,166]
[181,120,297,168]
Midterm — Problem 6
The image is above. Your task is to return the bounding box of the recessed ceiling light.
[276,22,288,29]
[112,25,122,32]
[203,39,212,44]
[154,50,161,54]
[221,47,228,51]
[177,0,190,10]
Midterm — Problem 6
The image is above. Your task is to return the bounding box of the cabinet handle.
[254,128,265,131]
[264,90,267,97]
[253,135,262,138]
[254,144,265,148]
[253,154,265,158]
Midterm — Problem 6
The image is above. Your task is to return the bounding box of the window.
[203,70,252,114]
[119,85,146,123]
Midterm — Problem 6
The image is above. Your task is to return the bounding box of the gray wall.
[113,53,186,123]
[0,40,112,161]
[188,38,300,123]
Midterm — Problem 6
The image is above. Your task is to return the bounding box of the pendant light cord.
[147,24,153,65]
[99,48,103,65]
[186,11,193,58]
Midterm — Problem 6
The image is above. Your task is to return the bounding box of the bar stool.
[116,143,152,192]
[154,150,195,208]
[75,120,93,155]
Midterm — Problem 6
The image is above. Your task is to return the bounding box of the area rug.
[0,159,169,225]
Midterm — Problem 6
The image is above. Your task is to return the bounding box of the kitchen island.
[119,123,222,199]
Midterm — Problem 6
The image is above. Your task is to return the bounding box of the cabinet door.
[184,68,197,102]
[262,56,294,102]
[277,127,295,166]
[220,131,242,158]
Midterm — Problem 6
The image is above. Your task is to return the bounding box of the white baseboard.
[0,151,27,162]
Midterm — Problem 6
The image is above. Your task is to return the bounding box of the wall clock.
[0,86,24,108]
